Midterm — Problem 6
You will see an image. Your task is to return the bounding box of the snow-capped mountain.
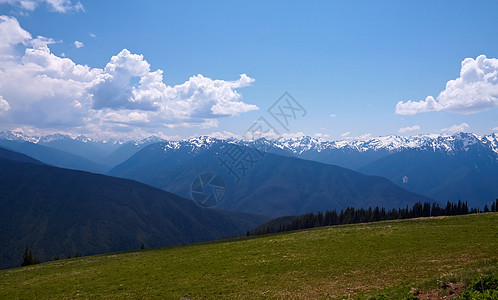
[0,131,128,145]
[39,133,74,143]
[271,132,498,155]
[134,135,165,146]
[3,129,494,208]
[3,130,496,156]
[139,132,498,159]
[0,131,40,143]
[2,130,497,171]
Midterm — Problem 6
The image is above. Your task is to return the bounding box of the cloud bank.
[441,123,469,134]
[0,16,258,138]
[396,55,498,115]
[398,125,420,133]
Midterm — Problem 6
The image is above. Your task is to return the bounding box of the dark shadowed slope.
[0,146,43,164]
[0,155,266,270]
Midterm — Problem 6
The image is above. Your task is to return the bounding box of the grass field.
[0,213,497,299]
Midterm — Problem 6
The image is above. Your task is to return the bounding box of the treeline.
[249,199,498,236]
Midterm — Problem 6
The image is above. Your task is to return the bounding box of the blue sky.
[0,0,497,140]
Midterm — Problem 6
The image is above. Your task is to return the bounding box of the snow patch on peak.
[0,131,40,143]
[135,135,165,146]
[266,133,498,155]
[39,133,73,143]
[75,135,95,143]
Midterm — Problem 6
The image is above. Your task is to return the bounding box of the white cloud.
[205,131,240,140]
[0,16,257,138]
[314,133,330,138]
[440,123,469,134]
[31,36,58,48]
[0,0,84,13]
[329,114,336,117]
[492,127,498,131]
[398,125,421,133]
[0,16,31,58]
[341,131,350,137]
[396,55,498,115]
[74,40,84,48]
[89,32,96,38]
[0,95,10,113]
[395,96,442,115]
[356,133,371,140]
[170,73,257,117]
[280,132,306,139]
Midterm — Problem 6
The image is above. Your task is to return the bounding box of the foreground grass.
[0,213,496,299]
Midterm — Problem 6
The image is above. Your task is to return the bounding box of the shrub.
[459,274,498,300]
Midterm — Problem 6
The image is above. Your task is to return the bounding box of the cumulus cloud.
[0,95,10,113]
[74,40,84,48]
[396,55,498,115]
[0,16,257,137]
[441,123,469,134]
[0,16,31,58]
[396,96,442,115]
[0,0,84,13]
[90,49,257,120]
[170,73,257,118]
[398,125,421,133]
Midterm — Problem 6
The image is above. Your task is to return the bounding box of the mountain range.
[2,130,497,209]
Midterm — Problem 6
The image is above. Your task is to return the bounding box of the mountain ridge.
[0,148,266,269]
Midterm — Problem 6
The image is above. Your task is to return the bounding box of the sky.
[0,0,497,140]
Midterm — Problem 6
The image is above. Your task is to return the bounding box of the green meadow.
[1,213,496,299]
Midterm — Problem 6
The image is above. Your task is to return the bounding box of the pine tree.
[21,247,29,267]
[21,247,40,267]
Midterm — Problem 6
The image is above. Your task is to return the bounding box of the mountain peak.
[39,133,73,143]
[0,130,40,143]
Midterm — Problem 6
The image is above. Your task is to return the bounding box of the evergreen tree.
[21,246,40,267]
[21,247,29,267]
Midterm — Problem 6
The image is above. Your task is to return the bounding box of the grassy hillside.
[0,213,496,299]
